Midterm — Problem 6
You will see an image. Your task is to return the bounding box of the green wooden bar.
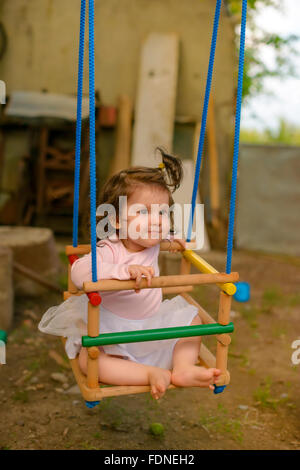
[82,322,234,347]
[0,330,7,343]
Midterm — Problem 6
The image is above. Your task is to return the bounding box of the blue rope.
[72,0,86,247]
[88,0,98,282]
[187,0,222,242]
[226,0,248,274]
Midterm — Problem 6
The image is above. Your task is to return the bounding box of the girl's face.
[119,184,171,249]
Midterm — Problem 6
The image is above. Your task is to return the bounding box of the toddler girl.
[39,149,220,399]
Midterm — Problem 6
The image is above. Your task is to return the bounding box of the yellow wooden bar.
[182,250,237,296]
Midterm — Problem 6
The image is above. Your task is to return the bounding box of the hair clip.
[158,162,165,169]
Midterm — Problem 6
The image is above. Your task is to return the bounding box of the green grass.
[9,325,32,344]
[216,419,243,443]
[80,441,99,450]
[271,323,287,339]
[198,405,244,443]
[239,304,260,329]
[287,294,300,307]
[262,287,285,310]
[12,390,29,403]
[253,377,282,409]
[26,353,48,373]
[28,360,41,372]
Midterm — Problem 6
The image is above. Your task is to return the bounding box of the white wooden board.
[132,33,179,166]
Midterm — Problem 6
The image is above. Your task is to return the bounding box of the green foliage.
[227,0,299,101]
[240,119,300,145]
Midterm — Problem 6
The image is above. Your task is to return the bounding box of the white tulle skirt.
[38,294,198,370]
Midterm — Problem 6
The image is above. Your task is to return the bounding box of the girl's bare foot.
[171,365,221,390]
[148,368,172,400]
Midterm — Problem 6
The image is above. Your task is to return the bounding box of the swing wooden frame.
[62,240,237,402]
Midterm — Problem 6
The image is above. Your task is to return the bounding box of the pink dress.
[38,236,198,369]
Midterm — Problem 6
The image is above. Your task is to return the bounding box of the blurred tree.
[227,0,299,100]
[240,117,300,145]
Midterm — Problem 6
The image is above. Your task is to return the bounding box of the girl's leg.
[78,347,171,400]
[171,315,221,390]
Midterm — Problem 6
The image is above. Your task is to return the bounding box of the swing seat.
[62,241,236,403]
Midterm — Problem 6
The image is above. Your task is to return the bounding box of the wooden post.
[87,345,100,389]
[68,264,78,294]
[216,291,232,385]
[36,127,48,215]
[87,301,100,389]
[109,95,132,177]
[180,256,191,275]
[207,96,220,229]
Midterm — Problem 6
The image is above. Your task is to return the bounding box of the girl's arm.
[71,244,130,290]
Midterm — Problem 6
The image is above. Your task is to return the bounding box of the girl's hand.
[169,238,186,253]
[127,265,155,293]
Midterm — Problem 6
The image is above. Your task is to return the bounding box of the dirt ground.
[0,249,299,450]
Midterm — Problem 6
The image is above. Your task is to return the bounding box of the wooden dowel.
[66,244,91,255]
[87,301,100,389]
[64,286,193,299]
[180,256,191,275]
[207,96,220,228]
[108,95,133,178]
[64,291,84,301]
[216,342,228,372]
[83,272,239,293]
[218,291,232,325]
[216,333,231,346]
[87,354,99,389]
[198,343,217,368]
[87,301,99,338]
[13,261,62,294]
[68,264,78,294]
[65,240,197,256]
[216,291,232,386]
[97,384,176,398]
[180,292,216,325]
[162,285,193,295]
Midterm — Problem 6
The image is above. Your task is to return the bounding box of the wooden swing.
[59,0,247,407]
[63,241,237,403]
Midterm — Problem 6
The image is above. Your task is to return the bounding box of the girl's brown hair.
[97,148,183,231]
